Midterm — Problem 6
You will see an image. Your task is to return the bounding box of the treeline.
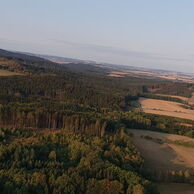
[0,106,108,136]
[142,169,194,183]
[1,104,194,137]
[139,93,186,104]
[147,82,194,98]
[104,111,194,137]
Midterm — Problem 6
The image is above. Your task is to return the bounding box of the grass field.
[157,183,194,194]
[129,129,194,193]
[129,129,194,170]
[139,97,194,121]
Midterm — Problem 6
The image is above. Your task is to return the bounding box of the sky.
[1,0,194,73]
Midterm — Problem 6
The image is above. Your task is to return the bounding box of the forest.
[0,49,194,193]
[0,126,159,194]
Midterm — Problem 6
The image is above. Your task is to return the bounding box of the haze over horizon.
[1,0,194,73]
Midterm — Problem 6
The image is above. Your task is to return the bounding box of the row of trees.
[1,105,194,137]
[142,169,194,183]
[147,82,194,97]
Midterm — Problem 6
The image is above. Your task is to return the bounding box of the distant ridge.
[1,48,194,83]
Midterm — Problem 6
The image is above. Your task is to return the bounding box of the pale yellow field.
[107,71,128,78]
[139,97,194,121]
[0,69,23,76]
[106,68,194,83]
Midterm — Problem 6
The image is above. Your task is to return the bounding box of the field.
[107,71,128,77]
[139,97,194,121]
[129,129,194,170]
[106,68,194,83]
[129,129,194,193]
[157,183,194,194]
[0,69,23,76]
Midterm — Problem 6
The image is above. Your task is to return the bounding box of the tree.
[133,184,145,194]
[48,151,57,161]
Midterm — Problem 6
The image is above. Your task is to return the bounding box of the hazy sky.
[1,0,194,72]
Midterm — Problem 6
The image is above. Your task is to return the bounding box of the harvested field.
[139,97,194,121]
[107,71,128,77]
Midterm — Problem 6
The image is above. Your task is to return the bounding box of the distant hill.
[0,49,72,74]
[16,51,97,64]
[0,49,111,78]
[2,48,194,83]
